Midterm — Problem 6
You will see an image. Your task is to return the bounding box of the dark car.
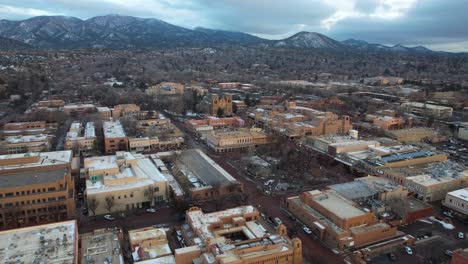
[389,253,396,261]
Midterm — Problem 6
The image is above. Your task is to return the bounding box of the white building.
[85,152,169,215]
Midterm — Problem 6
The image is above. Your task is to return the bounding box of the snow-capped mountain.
[274,31,344,49]
[342,39,435,54]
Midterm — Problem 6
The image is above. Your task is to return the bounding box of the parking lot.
[369,216,468,264]
[434,139,468,166]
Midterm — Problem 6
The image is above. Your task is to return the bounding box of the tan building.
[146,82,184,96]
[128,137,184,153]
[111,104,141,118]
[286,190,397,250]
[85,152,169,215]
[65,122,96,156]
[0,134,54,154]
[80,228,123,264]
[206,129,268,153]
[309,136,380,156]
[129,227,175,262]
[442,188,468,219]
[382,161,468,202]
[2,121,53,138]
[97,106,112,119]
[64,103,96,115]
[400,102,453,119]
[103,121,128,154]
[372,116,403,130]
[0,220,78,264]
[385,127,437,143]
[3,121,47,131]
[175,206,302,264]
[249,102,352,139]
[0,151,76,229]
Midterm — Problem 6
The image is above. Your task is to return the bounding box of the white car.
[458,232,465,239]
[104,214,114,221]
[302,226,312,234]
[404,246,413,255]
[146,208,157,213]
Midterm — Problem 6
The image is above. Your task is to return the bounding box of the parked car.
[302,226,312,234]
[146,208,157,213]
[104,215,114,221]
[445,250,453,256]
[274,217,283,226]
[443,211,454,218]
[458,232,465,239]
[388,253,396,261]
[404,246,413,255]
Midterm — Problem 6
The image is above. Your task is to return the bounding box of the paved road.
[79,206,183,233]
[171,117,344,263]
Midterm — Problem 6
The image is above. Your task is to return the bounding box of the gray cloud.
[0,0,467,51]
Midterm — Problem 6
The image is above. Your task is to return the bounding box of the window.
[154,187,159,192]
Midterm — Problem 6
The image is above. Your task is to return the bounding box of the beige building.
[383,161,468,202]
[175,206,302,264]
[309,136,380,156]
[97,106,112,119]
[111,104,141,118]
[286,190,397,250]
[128,137,184,153]
[0,134,54,154]
[385,127,437,143]
[0,151,76,229]
[249,102,352,139]
[443,188,468,218]
[372,116,403,130]
[206,129,268,153]
[64,122,96,156]
[80,228,124,264]
[129,227,175,262]
[85,152,169,215]
[400,102,453,119]
[0,220,78,264]
[146,82,184,96]
[64,103,96,115]
[103,121,128,154]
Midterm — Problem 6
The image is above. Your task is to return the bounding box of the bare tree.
[105,196,115,214]
[145,186,156,207]
[88,198,99,217]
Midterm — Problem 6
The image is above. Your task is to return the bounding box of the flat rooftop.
[0,168,67,188]
[328,176,398,201]
[0,150,72,173]
[0,220,77,264]
[103,121,126,138]
[176,149,238,188]
[309,190,367,219]
[80,229,123,264]
[447,188,468,202]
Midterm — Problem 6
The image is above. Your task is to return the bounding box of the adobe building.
[206,129,268,153]
[64,122,96,156]
[111,103,141,118]
[103,121,128,154]
[84,152,169,215]
[129,227,175,262]
[286,189,398,250]
[175,206,302,264]
[0,151,76,229]
[385,127,438,143]
[63,103,96,116]
[400,102,453,119]
[80,228,123,264]
[0,220,78,264]
[0,134,54,154]
[97,106,112,119]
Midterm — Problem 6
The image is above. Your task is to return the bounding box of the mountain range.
[0,14,443,54]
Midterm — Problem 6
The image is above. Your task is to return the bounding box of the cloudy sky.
[1,0,467,51]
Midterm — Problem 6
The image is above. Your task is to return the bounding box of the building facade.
[206,129,268,153]
[103,121,128,154]
[0,151,76,229]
